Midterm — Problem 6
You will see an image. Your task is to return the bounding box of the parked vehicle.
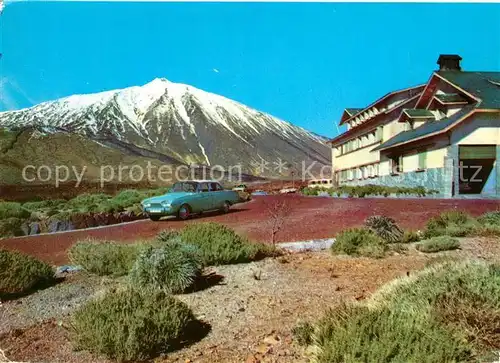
[251,190,268,196]
[279,187,297,194]
[141,180,240,221]
[232,184,251,201]
[307,178,333,189]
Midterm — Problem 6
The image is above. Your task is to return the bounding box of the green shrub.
[388,243,409,254]
[292,321,314,346]
[327,185,437,198]
[179,222,276,266]
[129,242,202,293]
[0,249,55,298]
[424,210,478,238]
[0,217,27,237]
[0,202,30,220]
[156,229,181,244]
[364,215,404,243]
[22,199,67,211]
[331,228,387,258]
[416,236,460,253]
[71,288,198,361]
[312,303,471,363]
[401,230,422,243]
[311,260,500,363]
[180,222,276,266]
[477,211,500,226]
[68,239,143,276]
[67,193,111,212]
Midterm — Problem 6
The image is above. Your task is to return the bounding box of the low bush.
[310,260,500,363]
[129,241,202,293]
[68,238,143,276]
[156,228,181,244]
[0,202,30,220]
[477,210,500,226]
[0,217,27,237]
[0,249,55,298]
[179,222,276,266]
[424,210,478,238]
[416,236,460,253]
[66,193,111,212]
[22,199,67,211]
[364,215,404,243]
[71,288,199,361]
[317,184,439,198]
[312,303,471,363]
[331,228,387,258]
[401,229,422,243]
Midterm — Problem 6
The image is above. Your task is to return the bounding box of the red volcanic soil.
[1,195,499,265]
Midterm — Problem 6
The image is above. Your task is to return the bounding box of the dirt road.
[1,196,498,265]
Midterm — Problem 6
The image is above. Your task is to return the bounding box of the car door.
[209,182,224,209]
[197,182,213,211]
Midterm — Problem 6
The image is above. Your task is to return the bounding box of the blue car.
[141,180,241,221]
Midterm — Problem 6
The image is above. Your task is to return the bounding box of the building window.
[376,126,383,142]
[418,150,427,170]
[390,156,402,174]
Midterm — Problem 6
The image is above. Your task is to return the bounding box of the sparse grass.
[71,288,201,362]
[331,228,387,258]
[0,249,55,298]
[416,236,460,253]
[68,238,144,276]
[292,321,314,346]
[178,222,278,266]
[310,260,500,362]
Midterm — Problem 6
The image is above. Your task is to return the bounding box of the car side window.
[199,182,210,193]
[210,182,221,191]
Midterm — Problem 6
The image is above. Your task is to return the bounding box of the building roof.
[373,71,500,151]
[436,71,500,109]
[345,108,364,116]
[372,105,476,152]
[434,93,468,104]
[403,109,435,118]
[339,84,425,125]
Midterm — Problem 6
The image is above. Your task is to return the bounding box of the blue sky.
[1,2,499,137]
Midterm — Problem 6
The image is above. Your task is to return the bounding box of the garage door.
[459,145,496,159]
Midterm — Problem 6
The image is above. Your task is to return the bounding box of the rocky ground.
[1,237,499,363]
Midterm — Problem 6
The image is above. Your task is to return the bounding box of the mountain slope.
[0,79,330,174]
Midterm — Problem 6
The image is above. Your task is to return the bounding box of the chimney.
[437,54,462,71]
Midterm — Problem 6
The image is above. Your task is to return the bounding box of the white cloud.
[0,77,37,111]
[0,77,19,110]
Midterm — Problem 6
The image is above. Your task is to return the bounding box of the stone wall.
[340,167,447,197]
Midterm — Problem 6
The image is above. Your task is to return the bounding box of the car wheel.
[150,215,161,221]
[221,201,231,214]
[178,204,191,220]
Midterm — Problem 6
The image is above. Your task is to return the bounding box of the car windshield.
[171,182,198,193]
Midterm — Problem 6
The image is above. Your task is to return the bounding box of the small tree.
[264,198,291,245]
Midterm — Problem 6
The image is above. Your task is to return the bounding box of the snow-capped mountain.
[0,78,330,173]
